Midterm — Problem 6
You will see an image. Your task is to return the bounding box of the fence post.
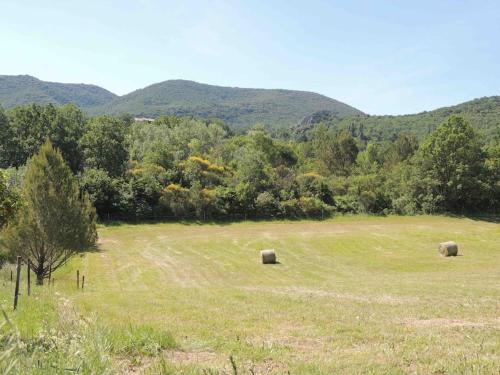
[77,270,80,289]
[27,262,31,296]
[82,275,85,290]
[13,256,21,310]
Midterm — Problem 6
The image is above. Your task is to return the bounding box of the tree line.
[0,102,498,282]
[0,103,498,225]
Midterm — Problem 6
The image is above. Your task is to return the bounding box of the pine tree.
[3,141,97,284]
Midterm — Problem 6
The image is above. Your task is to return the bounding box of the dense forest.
[90,80,363,128]
[0,76,362,129]
[0,103,498,223]
[295,96,500,142]
[0,75,117,109]
[3,75,500,139]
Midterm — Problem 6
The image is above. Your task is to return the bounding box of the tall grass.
[0,295,176,374]
[0,304,112,374]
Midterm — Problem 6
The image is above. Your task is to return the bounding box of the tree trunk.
[36,267,44,285]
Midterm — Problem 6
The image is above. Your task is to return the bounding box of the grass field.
[1,215,499,374]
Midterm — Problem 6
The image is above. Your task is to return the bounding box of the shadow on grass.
[449,213,500,224]
[97,215,333,228]
[97,212,500,228]
[78,243,102,256]
[265,260,282,265]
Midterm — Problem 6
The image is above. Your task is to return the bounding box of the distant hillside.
[90,80,363,128]
[2,75,499,138]
[0,75,117,109]
[295,96,500,141]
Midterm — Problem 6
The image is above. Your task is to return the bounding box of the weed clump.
[107,324,176,356]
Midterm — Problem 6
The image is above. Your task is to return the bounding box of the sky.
[1,0,499,115]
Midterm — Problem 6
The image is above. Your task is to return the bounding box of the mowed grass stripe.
[22,215,498,373]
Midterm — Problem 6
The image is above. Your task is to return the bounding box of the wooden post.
[77,270,80,289]
[82,275,85,290]
[27,262,31,296]
[13,256,21,310]
[10,269,12,283]
[48,264,52,283]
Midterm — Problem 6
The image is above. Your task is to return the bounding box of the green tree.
[49,104,87,172]
[188,182,219,220]
[419,116,486,211]
[5,104,50,167]
[127,164,166,218]
[79,168,119,218]
[255,191,280,217]
[484,134,500,210]
[356,143,381,174]
[234,148,272,193]
[393,134,418,162]
[0,171,21,227]
[311,126,358,175]
[3,104,86,170]
[0,171,21,268]
[333,130,359,175]
[2,141,97,284]
[81,116,129,177]
[0,107,14,168]
[311,123,335,174]
[160,184,190,218]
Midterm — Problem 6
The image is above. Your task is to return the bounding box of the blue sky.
[1,0,499,114]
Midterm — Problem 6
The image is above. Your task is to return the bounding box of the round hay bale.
[438,241,458,257]
[261,249,276,264]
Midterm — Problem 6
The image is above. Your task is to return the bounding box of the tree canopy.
[0,103,497,225]
[2,141,97,283]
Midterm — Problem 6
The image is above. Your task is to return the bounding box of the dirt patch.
[164,349,219,364]
[242,286,419,305]
[98,238,119,245]
[114,357,154,374]
[116,350,220,373]
[403,318,497,328]
[249,358,290,374]
[275,336,323,352]
[165,350,293,375]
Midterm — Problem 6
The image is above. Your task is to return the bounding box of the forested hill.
[90,79,363,128]
[296,96,500,140]
[2,75,499,138]
[0,75,117,109]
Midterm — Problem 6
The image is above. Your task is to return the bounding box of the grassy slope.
[90,80,363,129]
[1,216,499,374]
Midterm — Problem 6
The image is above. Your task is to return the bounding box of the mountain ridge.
[295,96,500,140]
[0,75,363,128]
[0,75,499,137]
[90,79,363,128]
[0,75,117,109]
